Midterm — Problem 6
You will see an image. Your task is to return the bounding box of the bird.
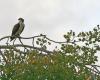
[10,18,25,41]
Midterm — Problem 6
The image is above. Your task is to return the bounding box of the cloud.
[0,0,100,40]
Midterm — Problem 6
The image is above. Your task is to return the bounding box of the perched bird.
[10,18,25,41]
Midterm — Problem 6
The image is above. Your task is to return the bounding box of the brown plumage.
[10,22,25,41]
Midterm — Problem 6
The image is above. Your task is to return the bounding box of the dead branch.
[0,45,26,54]
[0,35,54,53]
[0,44,53,53]
[0,35,66,53]
[0,49,8,64]
[0,35,67,44]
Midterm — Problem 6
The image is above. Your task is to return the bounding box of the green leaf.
[36,41,39,45]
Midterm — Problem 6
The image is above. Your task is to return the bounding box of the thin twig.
[0,44,53,53]
[0,45,26,54]
[0,35,68,44]
[0,49,8,64]
[32,38,34,47]
[18,38,29,52]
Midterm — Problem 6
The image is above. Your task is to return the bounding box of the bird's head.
[18,18,24,24]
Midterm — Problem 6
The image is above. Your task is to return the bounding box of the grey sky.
[0,0,100,40]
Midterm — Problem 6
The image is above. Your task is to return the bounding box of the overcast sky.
[0,0,100,66]
[0,0,100,40]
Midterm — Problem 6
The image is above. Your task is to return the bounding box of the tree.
[0,25,100,80]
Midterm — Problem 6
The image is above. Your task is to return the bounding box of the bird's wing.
[11,23,20,36]
[20,24,25,34]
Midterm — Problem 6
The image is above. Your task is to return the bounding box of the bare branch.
[0,36,10,41]
[0,49,8,64]
[0,45,26,54]
[0,35,67,44]
[0,44,53,53]
[0,35,57,54]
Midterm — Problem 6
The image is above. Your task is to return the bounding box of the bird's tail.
[10,36,15,42]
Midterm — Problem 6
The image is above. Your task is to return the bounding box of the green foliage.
[36,36,51,50]
[0,25,100,80]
